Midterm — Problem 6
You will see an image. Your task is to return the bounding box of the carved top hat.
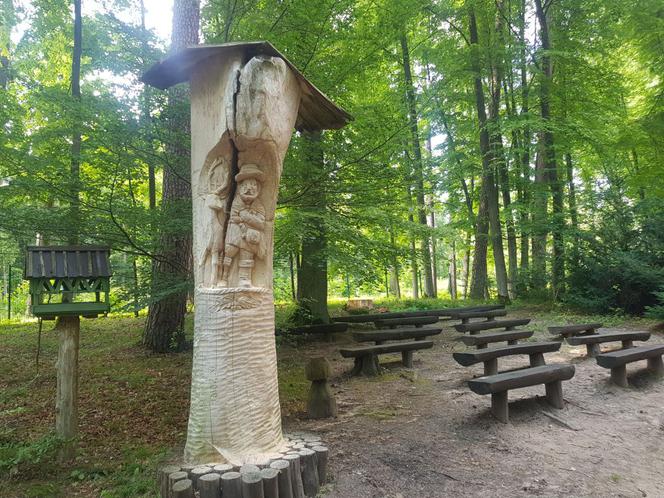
[235,164,265,183]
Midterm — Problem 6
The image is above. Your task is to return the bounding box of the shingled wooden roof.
[25,246,111,279]
[141,41,352,132]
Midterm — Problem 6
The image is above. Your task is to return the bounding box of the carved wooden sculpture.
[143,42,350,465]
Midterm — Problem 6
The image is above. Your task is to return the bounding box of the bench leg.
[622,340,634,349]
[507,339,518,346]
[483,358,497,376]
[462,318,469,324]
[586,343,601,357]
[476,343,487,350]
[402,351,413,368]
[610,365,628,387]
[355,354,379,376]
[647,356,664,376]
[545,380,564,409]
[491,392,509,423]
[529,352,545,367]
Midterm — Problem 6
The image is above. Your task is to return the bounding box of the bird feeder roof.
[25,246,112,279]
[141,41,352,132]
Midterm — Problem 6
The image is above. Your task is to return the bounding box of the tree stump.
[260,467,279,498]
[283,453,305,498]
[169,471,189,497]
[311,445,329,484]
[241,470,264,498]
[306,357,337,419]
[190,465,212,488]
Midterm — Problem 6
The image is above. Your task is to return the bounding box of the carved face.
[239,178,260,202]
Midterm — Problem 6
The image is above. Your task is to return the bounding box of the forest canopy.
[1,0,663,329]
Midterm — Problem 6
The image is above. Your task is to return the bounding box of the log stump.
[306,357,338,419]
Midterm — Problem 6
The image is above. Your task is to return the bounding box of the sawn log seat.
[453,341,561,375]
[352,327,442,344]
[595,344,664,387]
[455,309,507,323]
[454,318,531,334]
[340,340,434,376]
[548,322,602,338]
[566,331,651,357]
[461,329,534,349]
[374,316,439,329]
[467,364,576,423]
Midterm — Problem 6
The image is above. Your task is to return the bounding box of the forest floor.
[0,305,662,497]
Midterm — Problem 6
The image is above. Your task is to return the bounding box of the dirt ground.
[288,312,664,498]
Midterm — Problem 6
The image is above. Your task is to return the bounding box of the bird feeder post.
[143,42,350,466]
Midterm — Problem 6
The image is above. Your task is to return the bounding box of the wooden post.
[172,479,194,498]
[158,465,181,498]
[169,471,189,497]
[241,471,264,498]
[55,315,80,461]
[483,359,497,376]
[269,460,293,498]
[311,446,328,484]
[622,340,634,349]
[220,471,242,498]
[198,472,221,498]
[586,343,601,357]
[298,448,319,497]
[545,380,564,409]
[647,356,664,376]
[260,468,279,498]
[610,365,628,387]
[190,466,212,488]
[529,352,545,367]
[283,454,305,498]
[491,391,509,423]
[402,350,413,368]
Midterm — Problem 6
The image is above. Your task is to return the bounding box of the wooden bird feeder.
[24,245,111,319]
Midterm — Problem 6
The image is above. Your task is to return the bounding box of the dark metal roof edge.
[26,245,111,252]
[141,41,352,131]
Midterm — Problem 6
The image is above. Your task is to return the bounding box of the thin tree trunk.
[400,33,435,297]
[389,226,401,299]
[140,0,156,210]
[517,0,531,290]
[450,240,458,300]
[144,0,199,352]
[289,252,296,301]
[463,233,471,299]
[535,0,564,297]
[296,131,330,324]
[565,152,579,269]
[468,7,508,301]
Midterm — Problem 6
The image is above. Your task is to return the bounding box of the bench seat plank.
[596,344,664,368]
[548,322,602,337]
[461,329,533,348]
[455,318,531,334]
[453,341,561,367]
[353,327,441,343]
[566,331,650,346]
[331,305,504,323]
[374,316,439,329]
[468,364,575,395]
[339,340,434,358]
[455,309,507,321]
[286,323,349,335]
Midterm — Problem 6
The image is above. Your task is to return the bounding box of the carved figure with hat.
[219,163,267,287]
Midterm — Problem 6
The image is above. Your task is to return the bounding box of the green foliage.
[0,433,62,476]
[645,288,664,320]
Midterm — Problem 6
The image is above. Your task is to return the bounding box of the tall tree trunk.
[518,0,531,288]
[449,239,458,299]
[140,0,156,210]
[400,33,435,297]
[143,0,199,353]
[462,233,471,299]
[389,226,401,299]
[565,152,579,269]
[535,0,564,297]
[468,7,508,302]
[0,0,13,90]
[295,131,330,324]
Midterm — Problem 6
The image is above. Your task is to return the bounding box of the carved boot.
[238,259,254,288]
[219,257,233,287]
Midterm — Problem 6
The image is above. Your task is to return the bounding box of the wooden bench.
[454,309,507,323]
[374,316,439,329]
[454,318,531,334]
[340,340,434,376]
[548,322,602,338]
[461,330,534,349]
[352,327,442,345]
[331,305,504,323]
[280,323,349,336]
[595,344,664,387]
[467,364,575,422]
[453,342,561,375]
[566,331,651,357]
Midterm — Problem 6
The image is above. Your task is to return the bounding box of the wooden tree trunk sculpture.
[143,42,350,466]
